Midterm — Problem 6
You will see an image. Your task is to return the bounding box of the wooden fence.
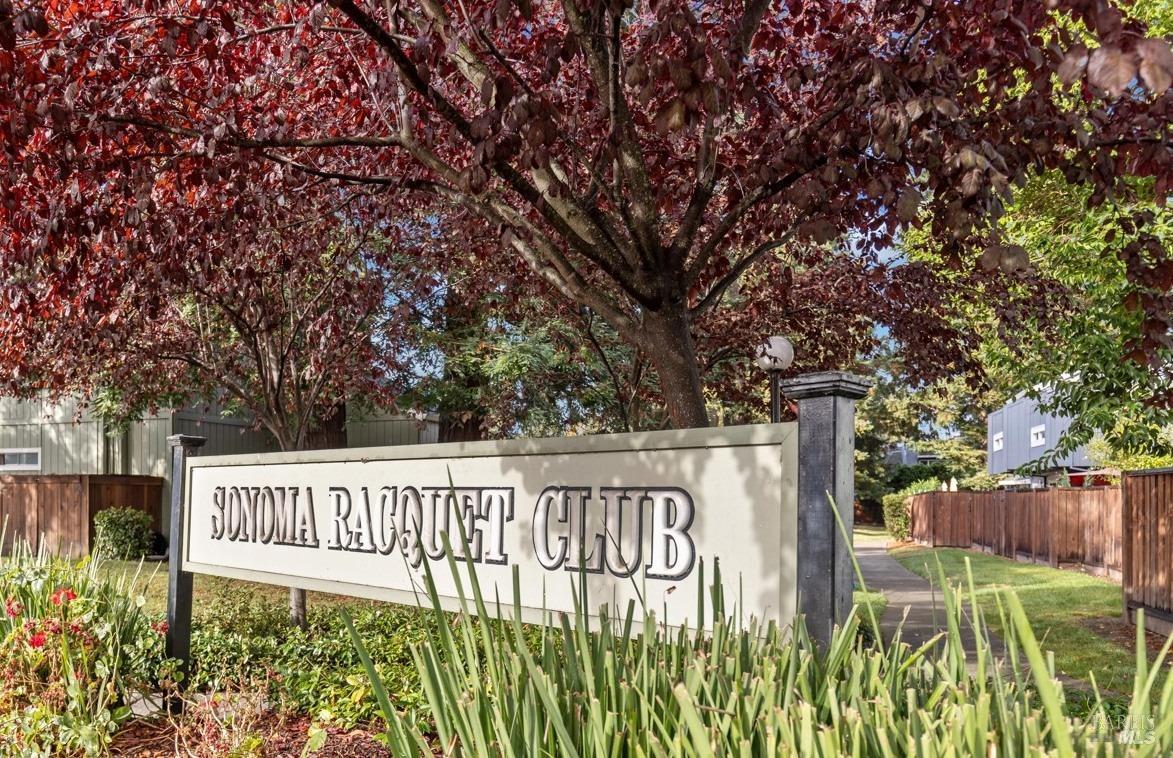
[1122,468,1173,635]
[908,487,1123,579]
[0,475,164,558]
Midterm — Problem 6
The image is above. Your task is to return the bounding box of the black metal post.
[778,371,871,648]
[166,434,205,707]
[769,370,782,423]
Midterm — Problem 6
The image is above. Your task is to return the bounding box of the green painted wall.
[347,414,439,448]
[0,395,437,535]
[0,396,110,475]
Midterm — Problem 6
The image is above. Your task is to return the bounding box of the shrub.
[886,461,951,492]
[1087,433,1173,474]
[0,543,177,755]
[187,589,559,731]
[881,477,939,541]
[189,595,440,729]
[171,685,286,758]
[350,551,1173,755]
[960,471,1002,491]
[93,507,154,560]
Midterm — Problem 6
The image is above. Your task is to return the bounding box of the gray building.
[987,390,1091,485]
[0,395,437,529]
[883,442,942,467]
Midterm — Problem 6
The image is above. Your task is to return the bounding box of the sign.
[181,425,798,627]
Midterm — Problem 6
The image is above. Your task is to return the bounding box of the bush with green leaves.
[349,540,1173,756]
[886,461,951,492]
[959,471,1002,491]
[188,593,558,730]
[0,543,177,755]
[882,477,939,541]
[92,507,154,560]
[188,596,441,728]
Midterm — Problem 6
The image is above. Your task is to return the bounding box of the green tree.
[1087,426,1173,473]
[946,0,1173,459]
[977,172,1172,457]
[854,349,1005,507]
[398,287,649,438]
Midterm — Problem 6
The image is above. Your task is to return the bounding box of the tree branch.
[733,0,772,59]
[579,308,632,432]
[689,217,810,316]
[560,0,661,266]
[102,114,405,149]
[684,163,823,287]
[667,111,719,262]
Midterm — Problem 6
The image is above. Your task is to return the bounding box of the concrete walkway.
[855,540,1003,657]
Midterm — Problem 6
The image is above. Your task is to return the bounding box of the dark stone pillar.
[166,434,205,703]
[779,371,871,647]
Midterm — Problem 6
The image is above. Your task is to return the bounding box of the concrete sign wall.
[181,425,799,628]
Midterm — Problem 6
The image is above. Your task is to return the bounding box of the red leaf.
[1087,46,1135,97]
[1137,38,1173,94]
[1057,44,1088,86]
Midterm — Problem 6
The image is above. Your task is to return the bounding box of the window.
[1029,425,1046,448]
[0,448,41,471]
[992,432,1004,452]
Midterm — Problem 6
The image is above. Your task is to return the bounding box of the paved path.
[855,539,1003,657]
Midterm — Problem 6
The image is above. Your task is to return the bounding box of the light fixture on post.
[755,336,795,423]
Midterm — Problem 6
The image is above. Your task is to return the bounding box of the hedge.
[881,478,940,541]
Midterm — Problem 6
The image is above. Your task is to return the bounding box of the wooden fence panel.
[88,475,164,547]
[1103,489,1121,580]
[1164,472,1171,616]
[0,478,35,554]
[0,475,163,558]
[36,479,81,555]
[1122,468,1173,634]
[907,486,1123,578]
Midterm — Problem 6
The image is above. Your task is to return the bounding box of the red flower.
[43,618,61,634]
[27,632,46,649]
[151,620,169,635]
[4,597,21,618]
[68,621,84,635]
[50,587,77,606]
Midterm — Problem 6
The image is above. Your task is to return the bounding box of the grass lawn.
[890,545,1170,692]
[853,588,887,619]
[853,523,890,544]
[852,525,889,618]
[97,560,377,618]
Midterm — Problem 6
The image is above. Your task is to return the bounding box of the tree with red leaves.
[1,1,1170,428]
[0,164,413,456]
[0,180,421,625]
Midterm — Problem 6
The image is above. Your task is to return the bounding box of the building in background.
[0,395,438,531]
[883,442,942,467]
[986,390,1093,487]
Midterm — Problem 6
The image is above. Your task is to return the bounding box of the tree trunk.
[289,586,307,629]
[287,402,348,628]
[306,402,347,449]
[439,413,488,442]
[641,305,710,428]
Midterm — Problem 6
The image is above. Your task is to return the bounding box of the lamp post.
[755,336,795,423]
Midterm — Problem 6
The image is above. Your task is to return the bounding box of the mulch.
[109,714,392,757]
[1080,615,1173,661]
[108,719,176,757]
[267,716,392,758]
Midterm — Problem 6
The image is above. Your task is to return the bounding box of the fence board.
[1120,469,1173,634]
[1157,474,1165,612]
[0,475,163,557]
[907,487,1122,579]
[1149,476,1158,609]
